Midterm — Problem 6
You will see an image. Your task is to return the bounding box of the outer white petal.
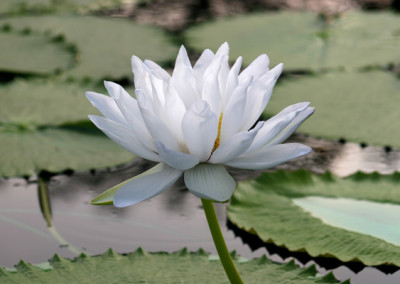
[104,81,154,149]
[85,91,126,125]
[136,90,181,152]
[181,101,218,161]
[240,63,283,131]
[246,102,310,152]
[226,143,312,170]
[193,49,215,94]
[209,122,264,164]
[88,115,160,162]
[114,163,182,207]
[239,54,269,83]
[184,163,236,202]
[155,141,200,170]
[267,107,315,146]
[202,61,222,114]
[131,55,152,95]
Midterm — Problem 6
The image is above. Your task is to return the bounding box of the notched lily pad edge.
[0,248,350,283]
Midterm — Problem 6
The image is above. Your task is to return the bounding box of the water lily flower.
[86,42,314,208]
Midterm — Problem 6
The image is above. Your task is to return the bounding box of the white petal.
[136,90,181,151]
[85,91,126,125]
[184,163,236,202]
[171,46,198,107]
[226,143,311,170]
[239,54,269,83]
[202,61,222,114]
[162,87,187,143]
[215,42,229,57]
[218,55,230,98]
[182,101,218,161]
[131,56,152,95]
[223,56,242,105]
[88,115,160,162]
[144,59,171,82]
[240,63,283,131]
[155,141,200,170]
[104,81,154,149]
[246,102,310,152]
[267,107,315,146]
[209,122,264,164]
[220,77,252,141]
[114,163,182,207]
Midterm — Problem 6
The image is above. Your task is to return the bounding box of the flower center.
[211,113,223,153]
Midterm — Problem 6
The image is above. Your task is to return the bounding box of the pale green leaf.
[227,170,400,266]
[0,248,349,283]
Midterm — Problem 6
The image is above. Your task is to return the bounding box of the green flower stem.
[201,198,244,284]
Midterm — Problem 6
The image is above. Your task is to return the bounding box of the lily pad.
[0,30,74,75]
[227,170,400,266]
[185,11,400,70]
[0,79,103,126]
[0,15,178,80]
[0,248,348,283]
[0,124,134,177]
[264,70,400,148]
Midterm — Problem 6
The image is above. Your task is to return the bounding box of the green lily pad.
[227,170,400,266]
[185,11,400,70]
[0,248,348,283]
[0,124,134,177]
[0,79,103,126]
[0,30,74,75]
[265,70,400,148]
[0,15,178,80]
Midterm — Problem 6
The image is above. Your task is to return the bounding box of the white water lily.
[86,42,314,208]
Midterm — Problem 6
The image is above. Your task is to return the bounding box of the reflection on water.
[1,135,400,284]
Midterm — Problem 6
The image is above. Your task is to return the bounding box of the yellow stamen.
[212,113,223,153]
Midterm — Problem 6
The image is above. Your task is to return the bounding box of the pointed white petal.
[246,102,310,152]
[226,143,311,170]
[144,59,171,82]
[103,81,154,149]
[114,163,182,207]
[136,91,181,151]
[182,101,218,161]
[88,115,160,162]
[220,77,251,141]
[184,163,236,202]
[85,91,126,125]
[239,54,269,83]
[131,56,152,95]
[215,42,229,57]
[202,62,222,114]
[209,122,264,164]
[240,63,283,131]
[267,107,315,146]
[224,56,242,105]
[218,55,230,98]
[155,141,200,170]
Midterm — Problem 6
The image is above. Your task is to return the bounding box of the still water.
[1,137,400,284]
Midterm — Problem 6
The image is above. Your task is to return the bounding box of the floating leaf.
[185,11,400,70]
[0,15,178,80]
[0,249,348,283]
[0,125,134,177]
[0,30,74,75]
[265,70,400,148]
[0,79,104,126]
[227,170,400,266]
